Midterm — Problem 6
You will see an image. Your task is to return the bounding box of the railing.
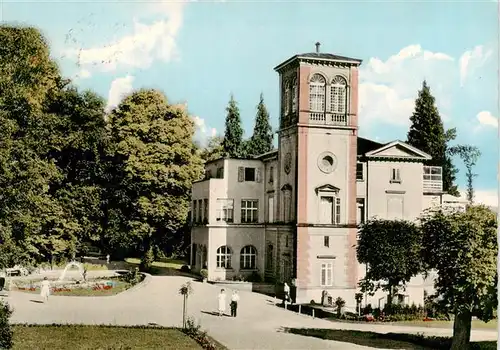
[423,166,443,192]
[309,112,348,125]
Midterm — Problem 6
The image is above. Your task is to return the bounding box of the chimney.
[315,42,321,53]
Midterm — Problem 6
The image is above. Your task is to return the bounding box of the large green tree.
[222,94,245,157]
[420,205,497,350]
[357,219,424,309]
[407,81,459,195]
[247,93,273,156]
[107,89,203,269]
[199,135,225,163]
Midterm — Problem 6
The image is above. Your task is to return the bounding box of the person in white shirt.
[230,290,240,317]
[40,277,51,303]
[283,282,290,306]
[217,289,226,316]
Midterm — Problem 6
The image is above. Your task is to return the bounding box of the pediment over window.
[365,141,431,160]
[315,184,340,194]
[281,183,292,191]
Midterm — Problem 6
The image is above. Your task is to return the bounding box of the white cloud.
[106,75,135,112]
[459,45,492,87]
[476,110,498,128]
[66,1,186,74]
[192,116,217,146]
[359,44,455,128]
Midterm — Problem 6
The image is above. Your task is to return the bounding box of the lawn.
[11,325,203,350]
[283,328,497,350]
[391,319,498,330]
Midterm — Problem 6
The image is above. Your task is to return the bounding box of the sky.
[1,0,498,207]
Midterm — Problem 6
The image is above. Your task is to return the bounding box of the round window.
[317,152,337,173]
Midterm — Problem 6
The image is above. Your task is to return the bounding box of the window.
[245,167,255,181]
[285,235,289,248]
[320,262,333,286]
[269,166,274,184]
[356,163,364,181]
[268,196,274,223]
[216,167,224,179]
[390,168,401,183]
[283,189,292,222]
[216,246,232,268]
[193,201,198,222]
[266,244,274,270]
[309,74,326,112]
[330,75,347,114]
[240,245,257,269]
[357,198,365,224]
[324,236,330,247]
[205,170,212,179]
[284,81,290,115]
[216,199,234,222]
[241,200,258,223]
[319,195,341,224]
[198,199,203,222]
[203,199,208,222]
[291,79,298,113]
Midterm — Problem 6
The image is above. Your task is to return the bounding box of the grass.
[12,277,138,297]
[282,328,497,350]
[11,325,202,350]
[390,319,498,330]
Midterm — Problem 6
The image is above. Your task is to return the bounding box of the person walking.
[230,290,240,317]
[40,277,51,303]
[217,289,226,316]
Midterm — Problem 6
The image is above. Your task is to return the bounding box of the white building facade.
[190,45,450,309]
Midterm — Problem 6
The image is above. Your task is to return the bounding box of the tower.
[274,43,362,303]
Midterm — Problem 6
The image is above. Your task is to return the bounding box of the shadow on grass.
[280,327,497,350]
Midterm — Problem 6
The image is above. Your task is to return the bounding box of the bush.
[0,300,13,349]
[200,269,208,279]
[140,248,155,272]
[245,271,262,283]
[180,265,191,273]
[183,317,216,350]
[334,297,346,317]
[122,268,142,285]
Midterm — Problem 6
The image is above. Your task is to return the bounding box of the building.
[190,43,449,309]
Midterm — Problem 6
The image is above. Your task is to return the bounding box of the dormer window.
[390,168,401,183]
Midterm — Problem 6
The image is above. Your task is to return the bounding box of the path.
[4,275,497,349]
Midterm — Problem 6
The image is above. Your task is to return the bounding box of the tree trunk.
[450,309,472,350]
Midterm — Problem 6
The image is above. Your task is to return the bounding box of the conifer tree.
[407,81,459,195]
[222,94,245,157]
[248,93,273,156]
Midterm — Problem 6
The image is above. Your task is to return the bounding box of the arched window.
[291,78,298,113]
[240,245,257,269]
[216,246,232,269]
[283,80,291,115]
[309,74,326,112]
[330,75,347,114]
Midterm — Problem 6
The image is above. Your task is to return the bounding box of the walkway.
[4,275,497,349]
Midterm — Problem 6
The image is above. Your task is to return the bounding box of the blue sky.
[2,0,498,206]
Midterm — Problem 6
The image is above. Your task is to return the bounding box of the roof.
[274,52,362,72]
[357,137,385,156]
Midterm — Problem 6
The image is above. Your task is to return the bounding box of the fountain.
[58,261,84,281]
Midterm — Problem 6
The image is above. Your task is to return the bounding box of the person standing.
[217,289,226,316]
[283,282,290,306]
[40,277,51,303]
[230,290,240,317]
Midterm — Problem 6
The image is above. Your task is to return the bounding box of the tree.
[107,89,203,269]
[199,135,225,163]
[357,219,424,309]
[407,81,458,195]
[247,93,273,156]
[449,145,481,204]
[420,205,497,350]
[222,94,245,157]
[0,300,13,349]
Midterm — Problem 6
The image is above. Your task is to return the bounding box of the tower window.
[330,75,347,114]
[291,78,298,113]
[284,80,290,115]
[309,74,326,112]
